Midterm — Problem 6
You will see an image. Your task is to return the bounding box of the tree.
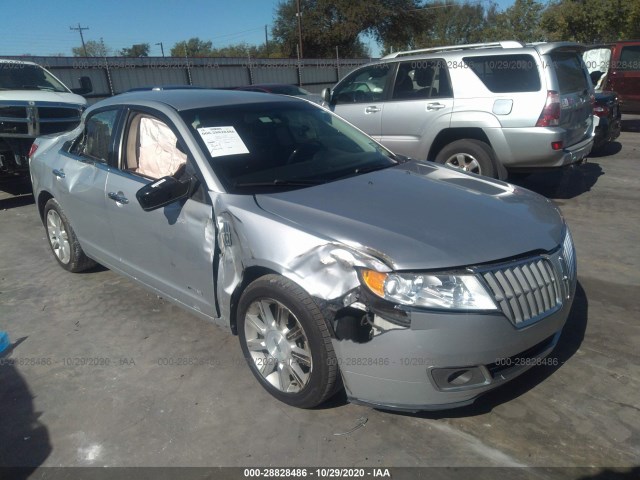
[72,40,110,57]
[497,0,546,42]
[272,0,422,58]
[541,0,636,43]
[120,43,150,57]
[405,1,491,51]
[170,38,215,57]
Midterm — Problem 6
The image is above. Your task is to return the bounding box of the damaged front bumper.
[329,296,571,412]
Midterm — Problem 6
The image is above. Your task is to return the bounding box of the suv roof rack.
[381,41,525,59]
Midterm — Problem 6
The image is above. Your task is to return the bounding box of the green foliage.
[542,0,639,43]
[72,40,110,57]
[170,38,215,57]
[272,0,422,58]
[119,43,150,57]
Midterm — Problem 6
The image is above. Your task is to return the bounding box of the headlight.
[361,269,498,311]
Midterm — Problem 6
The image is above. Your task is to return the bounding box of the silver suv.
[322,41,596,179]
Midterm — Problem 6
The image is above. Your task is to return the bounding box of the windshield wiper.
[233,178,325,188]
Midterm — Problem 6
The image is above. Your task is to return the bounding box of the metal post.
[156,42,165,57]
[296,0,303,59]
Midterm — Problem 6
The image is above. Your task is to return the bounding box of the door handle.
[107,191,129,204]
[365,106,381,114]
[426,103,446,111]
[52,169,65,179]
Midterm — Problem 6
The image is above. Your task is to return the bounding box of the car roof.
[90,88,303,112]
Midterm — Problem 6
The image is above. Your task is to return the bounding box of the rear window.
[619,45,640,71]
[550,52,589,94]
[463,54,541,93]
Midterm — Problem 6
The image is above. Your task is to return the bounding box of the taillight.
[593,105,609,118]
[536,91,561,127]
[28,142,38,158]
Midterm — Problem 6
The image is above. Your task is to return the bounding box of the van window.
[619,45,640,71]
[550,52,589,94]
[463,54,540,93]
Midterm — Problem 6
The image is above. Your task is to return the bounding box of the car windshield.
[181,101,398,193]
[0,64,69,92]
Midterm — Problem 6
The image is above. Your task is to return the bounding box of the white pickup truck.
[0,59,92,179]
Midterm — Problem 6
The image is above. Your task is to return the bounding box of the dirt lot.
[1,118,639,479]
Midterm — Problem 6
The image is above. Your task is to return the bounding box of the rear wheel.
[435,139,497,178]
[238,274,340,408]
[44,198,96,272]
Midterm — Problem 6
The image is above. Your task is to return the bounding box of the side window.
[333,65,392,104]
[464,54,541,93]
[619,45,640,71]
[392,60,451,100]
[71,109,119,162]
[123,114,187,180]
[123,112,207,203]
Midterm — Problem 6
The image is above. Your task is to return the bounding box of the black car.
[592,89,622,151]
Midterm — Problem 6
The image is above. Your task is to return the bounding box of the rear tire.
[238,274,340,408]
[44,198,96,273]
[435,139,497,178]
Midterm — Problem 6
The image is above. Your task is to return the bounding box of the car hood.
[0,90,86,105]
[255,161,565,271]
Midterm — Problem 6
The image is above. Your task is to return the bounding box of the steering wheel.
[286,140,325,164]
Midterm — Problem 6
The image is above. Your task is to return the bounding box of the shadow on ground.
[0,177,34,210]
[589,141,622,158]
[0,343,51,476]
[511,163,603,199]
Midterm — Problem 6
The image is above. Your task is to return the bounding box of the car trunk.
[549,50,593,147]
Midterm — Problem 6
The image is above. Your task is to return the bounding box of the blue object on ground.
[0,331,10,354]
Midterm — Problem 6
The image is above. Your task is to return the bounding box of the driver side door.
[104,108,217,318]
[327,64,394,141]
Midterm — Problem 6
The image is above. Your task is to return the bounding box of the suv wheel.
[238,274,340,408]
[435,139,497,178]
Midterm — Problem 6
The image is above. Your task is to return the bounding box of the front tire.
[44,198,96,273]
[238,274,340,408]
[435,139,497,178]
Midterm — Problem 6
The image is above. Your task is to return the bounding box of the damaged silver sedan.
[29,89,577,411]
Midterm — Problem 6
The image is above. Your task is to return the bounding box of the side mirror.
[71,76,93,95]
[321,87,333,104]
[136,176,191,212]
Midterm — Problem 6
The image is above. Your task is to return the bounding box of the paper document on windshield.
[197,126,249,158]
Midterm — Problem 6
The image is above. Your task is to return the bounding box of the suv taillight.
[536,91,561,127]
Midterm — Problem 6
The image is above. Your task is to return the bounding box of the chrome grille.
[482,258,561,326]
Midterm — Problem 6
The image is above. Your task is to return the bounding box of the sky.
[2,0,516,58]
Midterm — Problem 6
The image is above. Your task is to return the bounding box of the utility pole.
[295,0,303,58]
[264,25,269,56]
[156,42,165,57]
[70,23,89,56]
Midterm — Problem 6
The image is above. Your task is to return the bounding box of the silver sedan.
[29,89,577,411]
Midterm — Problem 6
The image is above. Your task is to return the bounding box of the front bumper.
[332,294,573,411]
